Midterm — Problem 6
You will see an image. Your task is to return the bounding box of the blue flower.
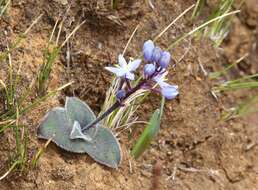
[143,40,155,62]
[144,63,156,77]
[105,54,141,80]
[159,51,171,69]
[153,71,179,99]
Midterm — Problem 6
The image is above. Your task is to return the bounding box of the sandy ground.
[0,0,258,189]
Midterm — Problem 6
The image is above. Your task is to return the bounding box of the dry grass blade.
[61,20,85,47]
[31,138,52,167]
[167,10,240,50]
[209,53,249,79]
[0,160,20,181]
[0,0,10,17]
[122,24,140,56]
[153,4,195,42]
[24,14,43,35]
[0,119,15,125]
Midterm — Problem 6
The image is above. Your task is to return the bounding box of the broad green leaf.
[37,97,122,168]
[131,97,165,159]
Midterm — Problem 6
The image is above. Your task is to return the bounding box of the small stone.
[141,170,152,178]
[167,151,172,156]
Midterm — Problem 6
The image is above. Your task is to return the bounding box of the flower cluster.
[105,40,179,100]
[143,40,178,99]
[143,40,171,70]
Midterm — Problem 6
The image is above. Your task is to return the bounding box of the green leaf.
[65,97,96,126]
[131,109,161,159]
[37,97,122,168]
[65,96,97,138]
[131,97,165,159]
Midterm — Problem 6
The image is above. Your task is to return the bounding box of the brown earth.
[0,0,258,190]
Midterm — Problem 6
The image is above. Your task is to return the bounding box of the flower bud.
[161,85,178,100]
[144,64,156,77]
[159,51,171,69]
[152,47,162,63]
[143,40,155,62]
[116,89,126,100]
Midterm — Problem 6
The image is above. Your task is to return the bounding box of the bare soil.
[0,0,258,190]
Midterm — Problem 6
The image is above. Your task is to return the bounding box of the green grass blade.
[209,53,248,79]
[225,73,258,84]
[111,0,118,9]
[215,81,258,92]
[19,82,72,117]
[37,46,61,95]
[221,92,258,120]
[235,93,258,117]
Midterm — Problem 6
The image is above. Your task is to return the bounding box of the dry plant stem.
[125,79,132,90]
[150,161,162,190]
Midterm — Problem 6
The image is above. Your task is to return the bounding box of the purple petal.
[144,63,156,76]
[158,81,170,87]
[125,72,135,80]
[153,74,162,83]
[105,66,125,77]
[153,71,167,84]
[118,54,127,68]
[128,59,141,71]
[161,85,179,99]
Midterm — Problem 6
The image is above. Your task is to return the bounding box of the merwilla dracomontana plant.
[38,40,179,168]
